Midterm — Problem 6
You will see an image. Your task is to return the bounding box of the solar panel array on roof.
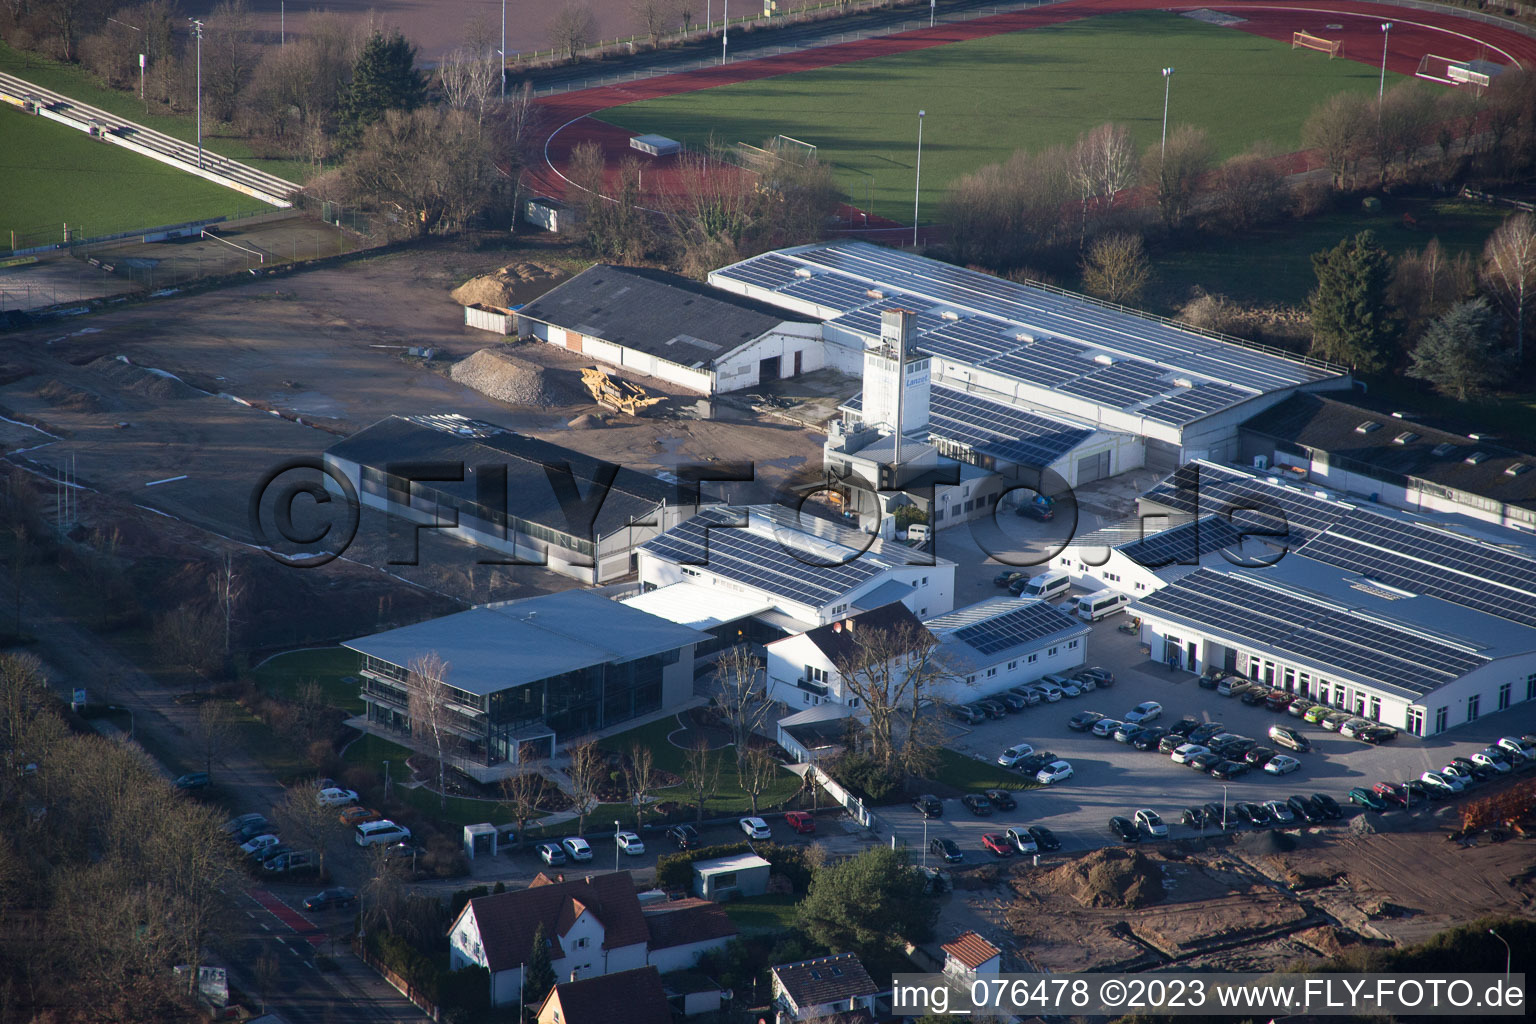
[1057,360,1171,406]
[1117,516,1245,569]
[725,253,804,291]
[1140,383,1250,426]
[1143,463,1352,545]
[1135,569,1483,695]
[927,386,1093,467]
[1298,510,1536,628]
[951,601,1083,657]
[642,508,887,608]
[712,242,1344,422]
[780,272,873,312]
[829,298,943,339]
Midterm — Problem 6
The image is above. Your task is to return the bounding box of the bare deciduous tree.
[499,768,543,848]
[1303,91,1372,191]
[566,738,604,836]
[203,0,258,123]
[1481,212,1536,363]
[272,782,346,882]
[156,602,222,684]
[627,742,655,825]
[1390,239,1475,339]
[1069,122,1136,242]
[711,645,767,774]
[833,619,947,774]
[740,743,779,817]
[681,737,720,822]
[208,550,243,656]
[406,651,454,809]
[1081,232,1151,305]
[439,46,499,123]
[632,0,678,48]
[1206,146,1287,233]
[547,4,597,62]
[193,699,234,777]
[1141,125,1213,231]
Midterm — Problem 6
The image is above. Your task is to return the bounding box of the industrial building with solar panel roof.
[1049,461,1536,738]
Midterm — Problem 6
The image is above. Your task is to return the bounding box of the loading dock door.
[759,355,781,382]
[1076,450,1110,484]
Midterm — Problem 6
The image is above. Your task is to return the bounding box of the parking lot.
[880,594,1536,865]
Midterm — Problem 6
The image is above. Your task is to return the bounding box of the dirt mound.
[87,356,202,400]
[567,413,606,429]
[449,261,565,308]
[1236,829,1297,855]
[1042,848,1164,909]
[37,379,104,412]
[1349,814,1380,836]
[449,348,587,408]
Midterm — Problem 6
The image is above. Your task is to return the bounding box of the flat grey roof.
[343,590,709,696]
[516,265,813,369]
[713,242,1345,423]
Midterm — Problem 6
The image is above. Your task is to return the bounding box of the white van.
[1018,570,1071,601]
[1077,590,1130,621]
[355,820,412,847]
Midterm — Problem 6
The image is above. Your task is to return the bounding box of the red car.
[981,832,1014,857]
[784,811,816,834]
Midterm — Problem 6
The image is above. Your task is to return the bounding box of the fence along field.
[593,10,1403,222]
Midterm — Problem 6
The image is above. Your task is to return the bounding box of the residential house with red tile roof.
[535,966,673,1024]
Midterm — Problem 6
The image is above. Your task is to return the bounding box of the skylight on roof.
[1466,451,1489,465]
[1393,432,1420,445]
[1508,463,1532,477]
[1356,421,1382,434]
[1432,443,1458,457]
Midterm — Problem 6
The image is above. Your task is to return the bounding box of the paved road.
[876,608,1536,867]
[0,71,296,207]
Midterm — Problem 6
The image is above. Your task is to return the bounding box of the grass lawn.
[598,716,805,816]
[0,40,313,182]
[723,893,801,935]
[253,647,365,715]
[1144,195,1513,312]
[596,10,1405,221]
[929,748,1037,794]
[1,108,270,243]
[224,699,315,782]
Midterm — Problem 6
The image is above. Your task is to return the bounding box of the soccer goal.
[775,135,817,162]
[1293,31,1343,59]
[1416,53,1493,87]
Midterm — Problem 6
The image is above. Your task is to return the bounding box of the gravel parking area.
[880,610,1536,866]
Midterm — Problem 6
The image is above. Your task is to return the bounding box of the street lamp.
[921,815,930,868]
[189,18,204,170]
[108,18,145,103]
[1222,784,1229,829]
[1160,67,1174,163]
[913,110,926,247]
[1489,928,1511,978]
[1379,23,1393,116]
[614,819,621,873]
[501,0,507,103]
[722,0,729,65]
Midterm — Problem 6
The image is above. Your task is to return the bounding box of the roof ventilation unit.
[1092,353,1115,366]
[941,310,960,320]
[1393,432,1420,445]
[1432,443,1458,457]
[1172,377,1194,388]
[865,288,884,300]
[1355,421,1382,434]
[793,267,812,278]
[1466,451,1489,465]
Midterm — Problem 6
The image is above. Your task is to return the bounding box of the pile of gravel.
[1348,813,1380,836]
[450,348,587,408]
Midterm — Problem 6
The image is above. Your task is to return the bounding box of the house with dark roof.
[535,966,672,1024]
[324,413,711,584]
[449,872,737,1007]
[763,601,933,712]
[1239,392,1536,534]
[515,264,831,394]
[770,952,882,1023]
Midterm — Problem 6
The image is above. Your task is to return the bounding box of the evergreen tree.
[1408,297,1512,401]
[340,31,426,141]
[1309,230,1399,373]
[796,845,935,961]
[523,921,555,1008]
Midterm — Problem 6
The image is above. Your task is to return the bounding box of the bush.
[436,964,491,1019]
[656,842,752,890]
[825,751,901,803]
[364,929,439,1001]
[448,885,490,922]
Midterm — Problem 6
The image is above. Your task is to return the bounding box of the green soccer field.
[595,10,1410,223]
[0,109,267,248]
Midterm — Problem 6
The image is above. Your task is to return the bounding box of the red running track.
[530,0,1536,210]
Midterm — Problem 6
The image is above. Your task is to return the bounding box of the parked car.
[174,771,210,791]
[1199,667,1223,687]
[976,699,1008,719]
[998,692,1029,713]
[994,570,1028,588]
[929,837,963,864]
[1241,687,1272,706]
[1070,673,1097,693]
[240,834,281,857]
[1080,667,1115,687]
[984,789,1017,811]
[1472,752,1513,774]
[1244,746,1278,767]
[1217,677,1252,697]
[1114,723,1146,745]
[1262,800,1296,824]
[1204,802,1237,830]
[1168,718,1202,739]
[1035,761,1074,785]
[1441,762,1477,786]
[1157,734,1184,754]
[1287,698,1315,717]
[1373,782,1409,808]
[253,843,293,865]
[1016,501,1055,522]
[1057,680,1084,698]
[997,742,1037,767]
[1170,743,1209,765]
[1264,691,1294,712]
[1358,725,1398,745]
[1311,793,1343,819]
[315,787,358,807]
[1214,737,1258,759]
[1349,787,1389,812]
[304,887,356,911]
[1068,711,1105,732]
[913,794,943,817]
[1188,751,1223,772]
[784,811,816,834]
[739,817,772,840]
[1124,701,1163,724]
[263,850,315,873]
[537,843,567,866]
[961,794,993,816]
[1108,815,1140,843]
[1264,754,1301,775]
[1338,718,1372,739]
[1003,827,1038,854]
[1268,724,1312,753]
[1134,808,1168,837]
[1320,710,1353,731]
[1182,806,1208,828]
[1211,759,1250,780]
[1302,705,1331,725]
[1288,795,1323,823]
[666,824,700,849]
[222,813,267,836]
[561,837,594,861]
[1496,736,1536,758]
[1008,686,1044,706]
[1027,824,1061,851]
[1133,727,1169,751]
[1013,752,1056,776]
[1188,723,1225,745]
[1091,718,1124,738]
[616,831,646,855]
[981,832,1014,857]
[949,704,985,725]
[1400,779,1433,802]
[235,820,274,843]
[339,806,382,827]
[1235,802,1270,826]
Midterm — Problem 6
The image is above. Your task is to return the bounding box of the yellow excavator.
[580,366,665,417]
